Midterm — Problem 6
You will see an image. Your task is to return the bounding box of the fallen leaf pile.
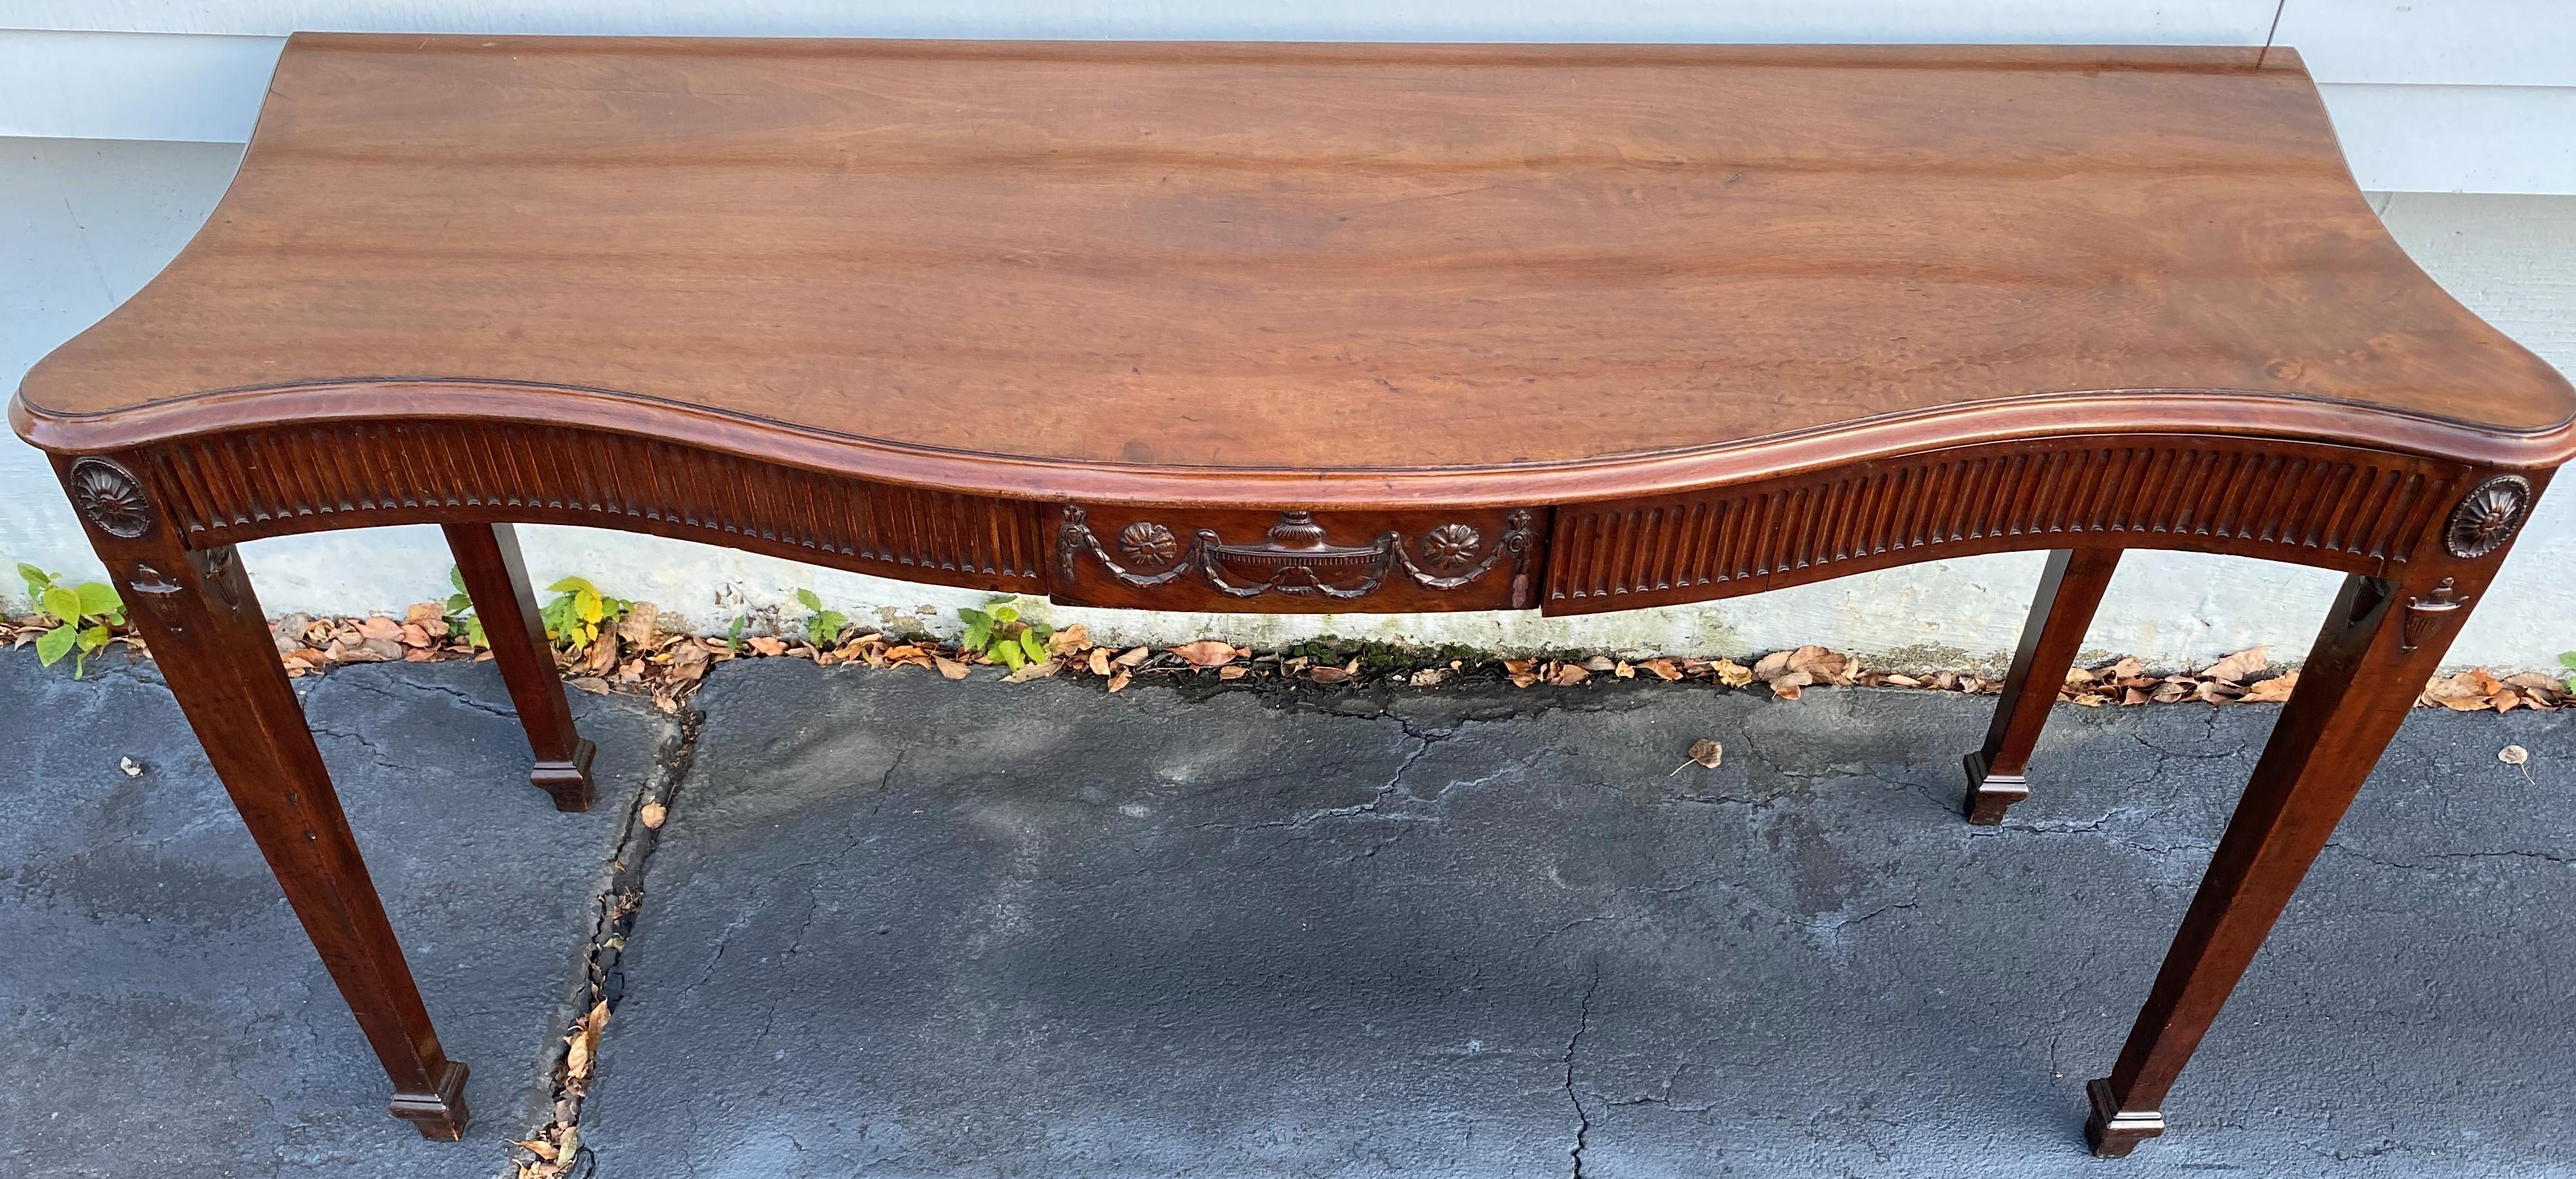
[512,999,611,1178]
[9,604,2569,714]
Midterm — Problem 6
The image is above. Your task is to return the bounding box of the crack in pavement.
[1563,963,1602,1179]
[510,701,704,1178]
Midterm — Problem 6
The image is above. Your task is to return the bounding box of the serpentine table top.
[12,33,2571,1161]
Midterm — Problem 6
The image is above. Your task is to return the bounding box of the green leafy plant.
[727,613,749,654]
[2560,651,2575,695]
[795,588,849,648]
[442,567,490,649]
[539,575,630,651]
[18,563,125,678]
[958,601,1052,670]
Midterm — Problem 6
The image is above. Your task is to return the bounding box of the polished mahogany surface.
[14,36,2574,503]
[12,35,2569,1154]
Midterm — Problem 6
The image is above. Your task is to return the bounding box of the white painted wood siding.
[4,1,2571,191]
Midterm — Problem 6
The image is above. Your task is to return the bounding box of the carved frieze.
[1058,506,1535,603]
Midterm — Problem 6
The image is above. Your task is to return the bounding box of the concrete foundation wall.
[6,137,2573,669]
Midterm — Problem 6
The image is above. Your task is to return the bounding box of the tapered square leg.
[60,454,472,1139]
[2088,566,2497,1156]
[444,522,592,811]
[1965,548,2121,824]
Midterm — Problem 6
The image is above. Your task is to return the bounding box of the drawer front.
[1051,504,1543,613]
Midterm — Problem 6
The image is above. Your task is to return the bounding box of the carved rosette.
[1117,522,1183,570]
[1416,524,1484,574]
[2443,474,2531,560]
[67,457,155,539]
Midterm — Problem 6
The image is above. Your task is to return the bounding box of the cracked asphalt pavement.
[3,653,2572,1177]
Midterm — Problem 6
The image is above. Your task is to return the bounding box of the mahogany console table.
[12,35,2571,1159]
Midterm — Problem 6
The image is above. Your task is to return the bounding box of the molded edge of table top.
[18,378,2573,509]
[12,35,2576,508]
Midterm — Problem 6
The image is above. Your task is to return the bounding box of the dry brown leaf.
[638,800,666,830]
[1750,650,1794,680]
[1613,660,1636,679]
[1170,640,1238,668]
[331,637,403,664]
[1641,657,1683,682]
[666,641,710,682]
[401,602,442,627]
[1583,655,1617,672]
[1086,647,1113,676]
[746,635,787,657]
[1784,644,1852,684]
[1309,663,1355,684]
[1765,670,1813,700]
[1883,674,1921,687]
[1509,671,1539,689]
[1669,738,1723,775]
[2192,679,2246,704]
[565,1001,609,1081]
[2071,692,2108,707]
[356,615,405,642]
[2123,687,2151,706]
[1550,662,1591,687]
[2421,672,2489,706]
[1003,659,1060,684]
[1114,646,1151,667]
[1408,667,1448,687]
[567,676,611,695]
[2096,657,2146,681]
[1049,623,1092,655]
[616,601,659,646]
[2199,646,2270,683]
[513,1138,559,1163]
[1712,659,1754,687]
[2240,671,2299,703]
[932,654,971,680]
[1105,668,1132,693]
[1218,664,1248,681]
[1503,658,1536,676]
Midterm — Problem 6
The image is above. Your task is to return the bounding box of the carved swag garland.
[1057,506,1537,602]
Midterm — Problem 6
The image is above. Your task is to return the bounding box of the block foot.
[1961,750,2028,826]
[389,1058,471,1140]
[2084,1077,2164,1159]
[531,739,596,812]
